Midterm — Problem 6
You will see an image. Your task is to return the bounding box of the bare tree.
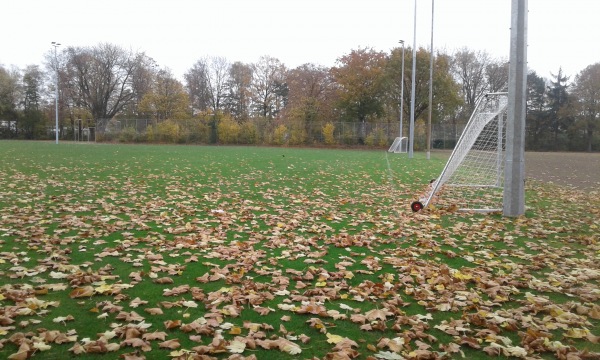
[452,48,491,115]
[64,43,139,132]
[122,53,159,118]
[251,56,287,119]
[485,59,509,93]
[223,61,253,120]
[206,56,230,113]
[185,59,211,114]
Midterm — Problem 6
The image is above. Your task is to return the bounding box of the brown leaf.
[144,308,164,315]
[121,338,152,352]
[142,331,168,341]
[153,277,174,284]
[164,319,181,330]
[69,286,94,298]
[159,339,180,349]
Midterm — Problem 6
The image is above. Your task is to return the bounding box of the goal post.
[503,0,527,216]
[411,92,509,213]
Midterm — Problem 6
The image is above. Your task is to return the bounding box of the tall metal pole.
[408,0,417,158]
[399,40,405,138]
[427,0,435,160]
[52,42,60,144]
[503,0,527,216]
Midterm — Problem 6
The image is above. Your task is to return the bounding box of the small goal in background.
[388,136,408,153]
[411,92,509,213]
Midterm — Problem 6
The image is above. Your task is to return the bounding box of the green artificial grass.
[0,141,598,360]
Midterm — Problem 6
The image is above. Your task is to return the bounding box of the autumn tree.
[64,43,139,133]
[139,69,190,122]
[285,63,337,140]
[121,54,159,119]
[573,62,600,151]
[331,48,387,141]
[386,47,461,139]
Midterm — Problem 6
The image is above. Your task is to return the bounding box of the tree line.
[0,43,598,151]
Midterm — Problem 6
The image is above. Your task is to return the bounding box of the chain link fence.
[96,118,467,149]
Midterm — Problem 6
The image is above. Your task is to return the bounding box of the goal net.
[411,92,509,212]
[388,137,408,153]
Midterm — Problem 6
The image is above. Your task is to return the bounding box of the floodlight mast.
[427,0,435,160]
[399,40,405,138]
[409,0,417,158]
[51,42,60,144]
[503,0,527,216]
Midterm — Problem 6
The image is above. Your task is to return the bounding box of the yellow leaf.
[326,333,344,344]
[94,284,114,294]
[229,326,242,335]
[453,271,472,280]
[564,328,590,339]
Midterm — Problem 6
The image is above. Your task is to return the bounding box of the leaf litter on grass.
[0,144,598,360]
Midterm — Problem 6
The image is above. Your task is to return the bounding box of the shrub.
[217,116,241,144]
[118,127,137,143]
[365,128,387,147]
[155,120,180,143]
[288,122,307,145]
[322,122,336,145]
[184,119,210,144]
[272,124,288,145]
[239,121,258,144]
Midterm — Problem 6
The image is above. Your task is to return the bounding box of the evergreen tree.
[546,68,573,149]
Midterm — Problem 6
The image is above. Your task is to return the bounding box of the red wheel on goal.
[411,201,424,212]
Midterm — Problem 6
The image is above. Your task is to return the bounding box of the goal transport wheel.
[411,201,424,212]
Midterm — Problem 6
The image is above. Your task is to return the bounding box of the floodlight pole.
[52,42,61,144]
[399,40,405,138]
[408,0,417,159]
[503,0,527,216]
[426,0,435,160]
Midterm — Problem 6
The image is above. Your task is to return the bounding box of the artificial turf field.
[0,141,598,360]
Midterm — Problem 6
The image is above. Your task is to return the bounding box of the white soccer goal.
[411,92,509,213]
[388,136,408,153]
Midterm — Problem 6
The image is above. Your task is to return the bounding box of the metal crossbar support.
[503,0,528,217]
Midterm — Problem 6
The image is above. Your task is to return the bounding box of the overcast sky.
[2,0,599,81]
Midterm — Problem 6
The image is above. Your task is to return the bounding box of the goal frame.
[411,92,509,213]
[388,136,408,153]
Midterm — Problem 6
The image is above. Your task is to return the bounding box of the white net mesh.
[421,93,508,212]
